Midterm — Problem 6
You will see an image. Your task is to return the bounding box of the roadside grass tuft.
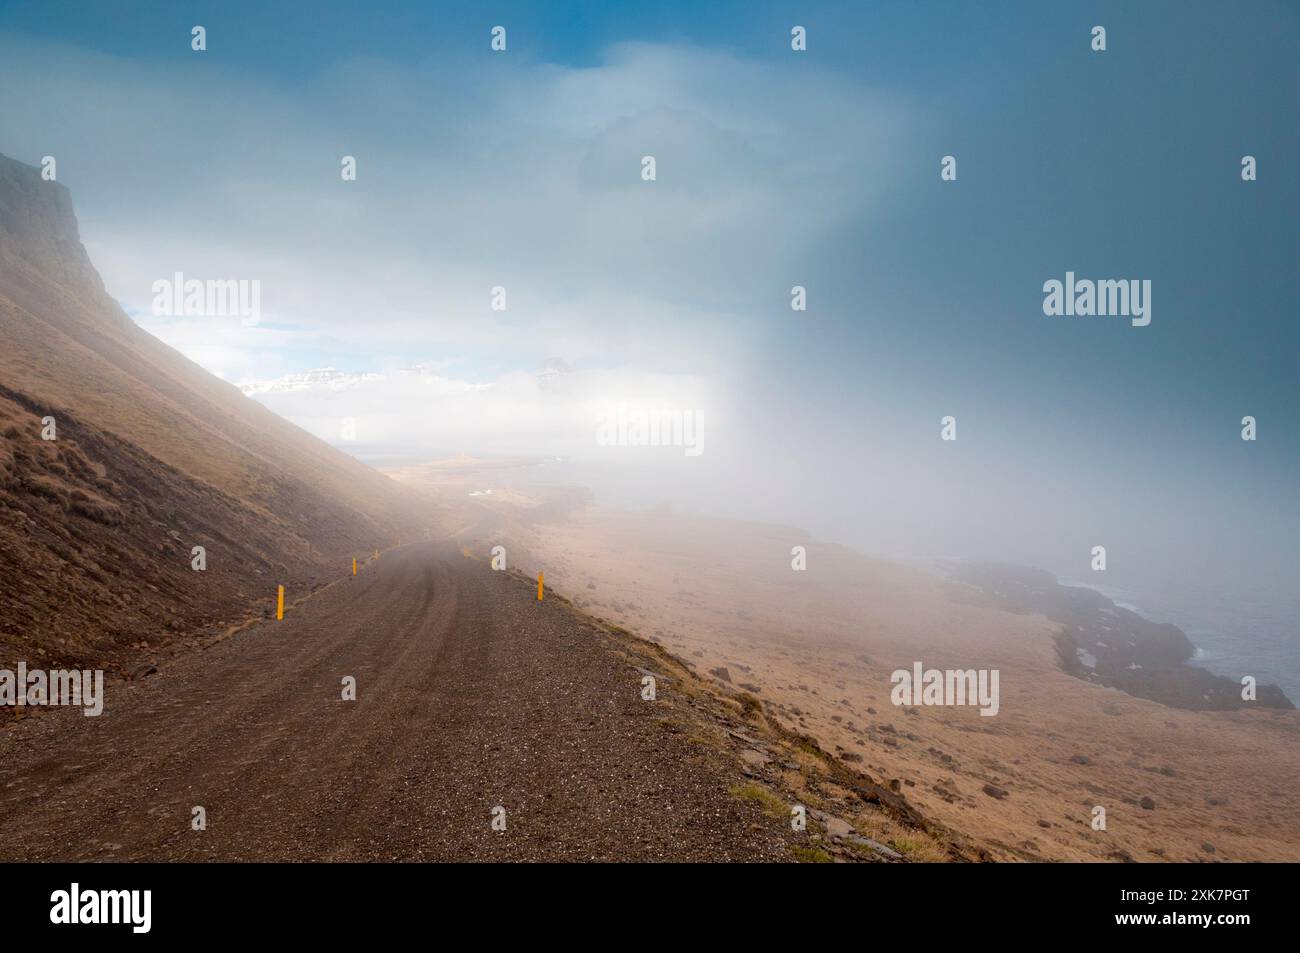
[730,782,787,818]
[890,833,946,862]
[792,846,833,863]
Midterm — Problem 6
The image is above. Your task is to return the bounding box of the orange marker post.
[352,557,357,577]
[537,571,544,601]
[276,585,284,621]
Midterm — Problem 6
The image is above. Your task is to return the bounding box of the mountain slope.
[0,153,432,673]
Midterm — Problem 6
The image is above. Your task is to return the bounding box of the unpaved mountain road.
[0,541,793,861]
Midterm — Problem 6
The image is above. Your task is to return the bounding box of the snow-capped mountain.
[238,367,384,396]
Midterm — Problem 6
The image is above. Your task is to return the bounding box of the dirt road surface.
[0,541,793,861]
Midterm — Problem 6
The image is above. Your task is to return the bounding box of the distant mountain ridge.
[238,367,386,396]
[238,364,492,397]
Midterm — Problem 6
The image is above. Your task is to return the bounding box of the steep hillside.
[0,153,433,674]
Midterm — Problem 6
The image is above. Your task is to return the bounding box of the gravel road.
[0,541,793,861]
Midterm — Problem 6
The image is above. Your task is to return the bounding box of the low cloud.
[240,361,723,465]
[0,33,906,381]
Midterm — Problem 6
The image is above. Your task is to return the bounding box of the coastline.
[941,562,1295,712]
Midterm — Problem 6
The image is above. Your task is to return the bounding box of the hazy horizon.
[3,0,1296,685]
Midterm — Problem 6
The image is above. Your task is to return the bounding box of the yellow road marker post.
[352,557,357,577]
[276,585,284,621]
[537,571,544,601]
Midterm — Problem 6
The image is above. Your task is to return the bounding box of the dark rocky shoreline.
[942,562,1295,712]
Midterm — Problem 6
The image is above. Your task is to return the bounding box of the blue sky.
[0,1,1050,76]
[0,0,1296,595]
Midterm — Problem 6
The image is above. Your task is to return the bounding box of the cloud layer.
[0,34,904,386]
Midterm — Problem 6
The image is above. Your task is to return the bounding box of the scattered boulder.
[806,809,904,861]
[808,808,853,839]
[844,832,903,861]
